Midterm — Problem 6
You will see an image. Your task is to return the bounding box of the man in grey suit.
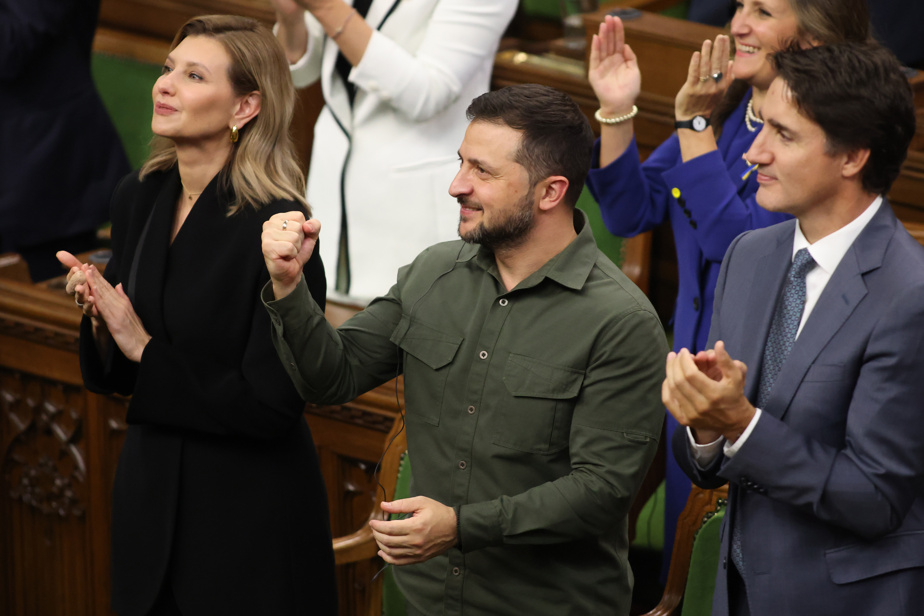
[664,42,924,616]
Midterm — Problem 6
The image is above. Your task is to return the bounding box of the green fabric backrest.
[576,186,626,268]
[91,53,162,169]
[631,479,665,551]
[680,506,726,616]
[521,0,562,19]
[382,453,412,616]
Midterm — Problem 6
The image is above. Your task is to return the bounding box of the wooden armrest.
[643,484,729,616]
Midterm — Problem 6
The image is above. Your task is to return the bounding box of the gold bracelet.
[594,105,639,125]
[331,8,356,40]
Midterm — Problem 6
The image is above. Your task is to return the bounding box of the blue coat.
[674,203,924,615]
[586,89,790,571]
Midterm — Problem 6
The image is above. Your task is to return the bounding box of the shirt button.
[499,298,508,306]
[458,460,467,470]
[467,405,476,414]
[479,351,488,360]
[452,567,461,576]
[693,297,700,311]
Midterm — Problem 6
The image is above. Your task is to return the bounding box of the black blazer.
[0,0,128,254]
[80,168,336,616]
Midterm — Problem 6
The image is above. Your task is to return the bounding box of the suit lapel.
[366,0,400,29]
[761,203,896,421]
[130,168,179,342]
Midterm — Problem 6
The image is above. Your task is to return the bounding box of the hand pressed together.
[662,340,755,444]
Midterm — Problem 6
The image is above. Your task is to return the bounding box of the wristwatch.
[674,115,710,132]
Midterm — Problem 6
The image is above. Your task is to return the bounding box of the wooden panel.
[99,0,275,42]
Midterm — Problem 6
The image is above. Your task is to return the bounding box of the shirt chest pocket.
[495,353,585,454]
[391,315,463,426]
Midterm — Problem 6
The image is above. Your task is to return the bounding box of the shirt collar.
[793,195,882,274]
[459,209,598,292]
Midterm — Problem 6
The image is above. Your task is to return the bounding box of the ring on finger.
[282,219,289,231]
[75,296,85,308]
[712,71,723,82]
[699,76,709,83]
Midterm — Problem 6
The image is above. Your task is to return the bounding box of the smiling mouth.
[736,43,759,54]
[154,102,177,114]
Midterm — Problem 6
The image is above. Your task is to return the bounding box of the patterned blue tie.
[732,247,815,577]
[756,248,816,409]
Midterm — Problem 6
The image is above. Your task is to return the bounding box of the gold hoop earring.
[230,125,239,144]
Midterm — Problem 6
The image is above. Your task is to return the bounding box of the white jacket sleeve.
[286,12,327,89]
[348,0,517,121]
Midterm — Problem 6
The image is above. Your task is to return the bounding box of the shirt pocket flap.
[391,314,462,370]
[826,530,924,584]
[503,353,585,400]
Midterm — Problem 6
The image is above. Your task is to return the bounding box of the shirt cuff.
[687,427,725,469]
[723,408,762,458]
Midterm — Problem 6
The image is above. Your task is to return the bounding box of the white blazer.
[290,0,518,301]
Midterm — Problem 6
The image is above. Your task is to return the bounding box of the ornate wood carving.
[2,371,87,519]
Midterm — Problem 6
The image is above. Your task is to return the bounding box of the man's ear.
[841,147,870,181]
[233,91,262,130]
[536,175,570,212]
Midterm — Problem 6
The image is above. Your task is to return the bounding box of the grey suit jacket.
[674,201,924,616]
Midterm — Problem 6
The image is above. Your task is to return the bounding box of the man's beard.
[458,193,535,251]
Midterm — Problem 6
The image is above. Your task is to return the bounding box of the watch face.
[692,116,707,131]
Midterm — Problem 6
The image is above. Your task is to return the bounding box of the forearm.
[309,1,372,67]
[263,277,400,404]
[598,122,635,169]
[275,11,311,65]
[347,0,516,121]
[676,127,719,162]
[587,137,673,237]
[460,434,659,551]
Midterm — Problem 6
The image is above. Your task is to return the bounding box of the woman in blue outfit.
[585,0,870,575]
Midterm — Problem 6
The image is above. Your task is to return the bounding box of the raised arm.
[588,15,641,168]
[276,0,517,121]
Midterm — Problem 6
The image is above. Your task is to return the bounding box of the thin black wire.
[370,347,407,582]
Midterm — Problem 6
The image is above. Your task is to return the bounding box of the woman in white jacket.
[273,0,518,301]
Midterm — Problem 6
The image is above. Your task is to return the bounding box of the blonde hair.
[141,15,308,215]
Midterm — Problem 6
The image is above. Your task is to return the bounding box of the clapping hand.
[675,35,733,122]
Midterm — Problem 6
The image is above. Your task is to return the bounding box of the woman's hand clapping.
[675,35,733,122]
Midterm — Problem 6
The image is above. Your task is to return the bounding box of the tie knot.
[790,248,815,280]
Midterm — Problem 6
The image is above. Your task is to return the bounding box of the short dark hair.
[466,84,594,207]
[771,42,915,195]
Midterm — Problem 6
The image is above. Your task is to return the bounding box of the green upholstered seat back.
[91,53,161,169]
[680,503,726,616]
[576,186,626,268]
[382,452,412,616]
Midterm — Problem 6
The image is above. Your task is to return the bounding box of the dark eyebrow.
[767,118,793,136]
[164,55,212,75]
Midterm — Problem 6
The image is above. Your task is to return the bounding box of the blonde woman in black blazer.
[58,16,335,616]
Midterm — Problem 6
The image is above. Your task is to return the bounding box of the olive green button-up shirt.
[264,211,667,615]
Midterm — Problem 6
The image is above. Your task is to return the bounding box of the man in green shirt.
[261,84,667,615]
